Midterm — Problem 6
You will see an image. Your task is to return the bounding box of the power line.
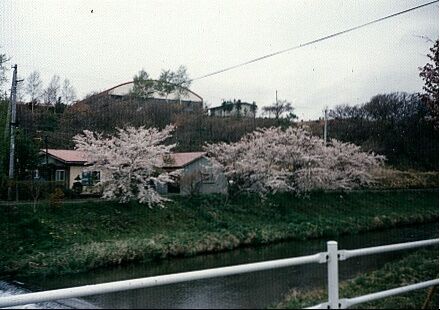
[191,0,438,82]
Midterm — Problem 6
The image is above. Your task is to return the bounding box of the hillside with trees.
[306,92,438,170]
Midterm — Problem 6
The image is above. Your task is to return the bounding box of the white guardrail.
[0,238,437,309]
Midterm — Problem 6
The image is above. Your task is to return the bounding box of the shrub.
[49,188,65,209]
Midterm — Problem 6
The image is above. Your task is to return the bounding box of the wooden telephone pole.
[7,65,23,200]
[7,65,18,200]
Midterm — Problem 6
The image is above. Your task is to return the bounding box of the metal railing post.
[327,241,339,309]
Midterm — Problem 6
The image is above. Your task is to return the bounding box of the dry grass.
[371,168,438,189]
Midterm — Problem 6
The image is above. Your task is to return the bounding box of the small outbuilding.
[160,152,228,195]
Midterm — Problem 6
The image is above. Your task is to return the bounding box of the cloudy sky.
[1,0,438,120]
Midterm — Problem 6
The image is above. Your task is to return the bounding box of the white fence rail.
[0,238,437,309]
[306,238,439,309]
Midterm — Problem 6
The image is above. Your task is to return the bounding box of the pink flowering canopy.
[205,127,385,195]
[74,125,177,207]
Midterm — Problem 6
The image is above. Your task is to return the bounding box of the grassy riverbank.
[275,249,439,309]
[0,190,438,278]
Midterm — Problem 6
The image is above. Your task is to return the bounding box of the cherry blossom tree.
[205,127,384,195]
[74,125,177,207]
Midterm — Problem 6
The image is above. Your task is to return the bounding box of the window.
[81,171,100,186]
[55,170,66,182]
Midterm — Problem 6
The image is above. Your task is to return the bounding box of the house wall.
[39,156,70,187]
[179,157,228,195]
[69,166,84,189]
[239,105,256,118]
[211,108,223,117]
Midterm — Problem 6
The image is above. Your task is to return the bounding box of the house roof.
[41,149,87,164]
[41,149,206,168]
[162,152,206,168]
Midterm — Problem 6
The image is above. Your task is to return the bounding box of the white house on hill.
[208,100,257,118]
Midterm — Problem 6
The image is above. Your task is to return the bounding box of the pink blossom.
[205,127,384,194]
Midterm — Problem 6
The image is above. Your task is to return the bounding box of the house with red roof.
[38,149,227,196]
[38,149,91,191]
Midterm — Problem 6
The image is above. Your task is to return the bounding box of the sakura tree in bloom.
[205,127,385,195]
[74,125,177,207]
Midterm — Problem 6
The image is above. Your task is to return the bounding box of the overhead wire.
[191,0,438,82]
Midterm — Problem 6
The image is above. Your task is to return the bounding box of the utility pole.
[323,106,328,145]
[45,135,49,181]
[3,81,13,143]
[7,65,18,200]
[8,65,23,179]
[275,90,278,103]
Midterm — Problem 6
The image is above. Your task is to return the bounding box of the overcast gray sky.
[1,0,438,120]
